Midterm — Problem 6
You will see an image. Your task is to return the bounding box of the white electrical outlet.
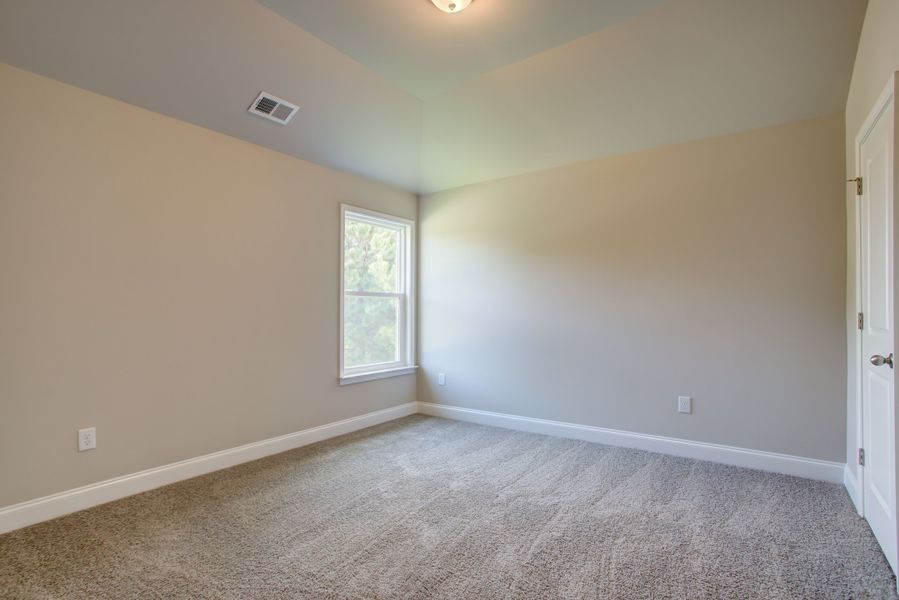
[438,372,446,386]
[78,427,96,452]
[677,396,692,414]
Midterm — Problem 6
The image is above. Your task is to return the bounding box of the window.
[340,205,415,384]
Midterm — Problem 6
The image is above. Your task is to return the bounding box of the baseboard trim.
[0,402,417,535]
[0,400,848,534]
[844,465,863,515]
[417,402,844,484]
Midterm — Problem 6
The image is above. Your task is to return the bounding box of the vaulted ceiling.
[0,0,866,193]
[259,0,671,99]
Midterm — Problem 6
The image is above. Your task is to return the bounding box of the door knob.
[870,353,894,368]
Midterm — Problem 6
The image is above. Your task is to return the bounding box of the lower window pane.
[344,295,399,369]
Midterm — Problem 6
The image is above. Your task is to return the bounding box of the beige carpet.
[0,415,895,599]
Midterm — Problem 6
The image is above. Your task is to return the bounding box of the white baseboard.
[0,400,850,535]
[844,465,863,515]
[417,402,845,484]
[0,402,417,535]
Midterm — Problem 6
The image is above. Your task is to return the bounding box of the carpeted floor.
[0,415,895,599]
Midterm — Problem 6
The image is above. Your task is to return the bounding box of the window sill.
[339,366,418,386]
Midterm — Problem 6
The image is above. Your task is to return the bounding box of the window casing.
[339,205,415,383]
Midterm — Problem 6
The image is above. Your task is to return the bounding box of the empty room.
[1,0,899,598]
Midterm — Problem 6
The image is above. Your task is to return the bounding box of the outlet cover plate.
[78,427,96,451]
[678,396,692,414]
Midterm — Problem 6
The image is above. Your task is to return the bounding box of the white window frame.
[339,204,416,385]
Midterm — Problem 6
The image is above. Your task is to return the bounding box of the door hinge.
[859,448,865,467]
[858,312,864,330]
[848,176,863,196]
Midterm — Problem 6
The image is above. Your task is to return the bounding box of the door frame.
[851,72,897,520]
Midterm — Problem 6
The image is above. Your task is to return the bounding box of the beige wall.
[419,113,846,461]
[0,63,417,508]
[844,0,899,487]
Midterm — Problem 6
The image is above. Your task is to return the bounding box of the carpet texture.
[0,415,895,599]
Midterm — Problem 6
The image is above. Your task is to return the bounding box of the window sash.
[344,291,403,299]
[342,291,406,373]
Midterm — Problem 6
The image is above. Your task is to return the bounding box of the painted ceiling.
[0,0,867,192]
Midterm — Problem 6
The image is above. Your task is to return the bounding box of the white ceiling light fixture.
[429,0,472,14]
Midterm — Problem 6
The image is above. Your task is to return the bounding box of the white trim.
[845,464,863,515]
[851,130,865,513]
[0,402,417,535]
[417,402,845,483]
[339,365,418,386]
[345,291,404,299]
[339,204,416,382]
[1,400,853,535]
[341,205,415,230]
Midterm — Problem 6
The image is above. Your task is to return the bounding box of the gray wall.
[419,113,846,462]
[0,63,417,508]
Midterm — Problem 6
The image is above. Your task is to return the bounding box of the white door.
[860,80,896,575]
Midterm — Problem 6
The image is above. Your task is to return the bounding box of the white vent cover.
[247,92,299,125]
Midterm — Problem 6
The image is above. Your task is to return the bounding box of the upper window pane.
[344,218,400,293]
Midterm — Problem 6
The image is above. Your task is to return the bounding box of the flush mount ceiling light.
[429,0,472,13]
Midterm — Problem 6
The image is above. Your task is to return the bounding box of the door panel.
[860,88,896,575]
[867,148,891,333]
[867,370,892,514]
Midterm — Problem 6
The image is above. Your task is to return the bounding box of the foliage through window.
[341,206,414,379]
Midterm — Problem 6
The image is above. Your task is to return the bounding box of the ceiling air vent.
[247,91,299,125]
